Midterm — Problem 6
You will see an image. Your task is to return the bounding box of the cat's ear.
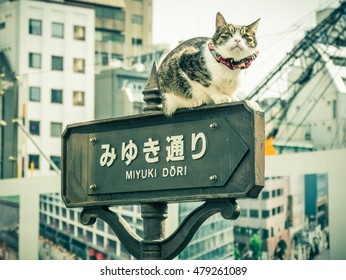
[247,18,260,33]
[216,12,227,28]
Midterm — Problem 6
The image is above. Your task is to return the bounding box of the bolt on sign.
[61,101,264,207]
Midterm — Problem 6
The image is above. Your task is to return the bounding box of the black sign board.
[61,101,264,207]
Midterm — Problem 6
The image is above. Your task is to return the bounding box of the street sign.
[61,101,264,207]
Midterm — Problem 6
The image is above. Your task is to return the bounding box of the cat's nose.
[234,39,241,43]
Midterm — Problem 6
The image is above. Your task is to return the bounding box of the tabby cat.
[157,12,260,116]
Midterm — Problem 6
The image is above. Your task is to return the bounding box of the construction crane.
[247,0,346,153]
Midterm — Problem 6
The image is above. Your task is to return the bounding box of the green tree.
[234,247,241,260]
[249,234,262,260]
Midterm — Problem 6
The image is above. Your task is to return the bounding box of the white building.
[0,0,95,177]
[233,177,290,259]
[274,43,346,152]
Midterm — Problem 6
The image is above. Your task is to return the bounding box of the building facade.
[233,176,290,259]
[0,0,95,177]
[95,67,147,119]
[66,0,154,69]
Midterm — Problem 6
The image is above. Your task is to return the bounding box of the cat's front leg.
[208,89,239,105]
[213,94,233,104]
[206,84,237,105]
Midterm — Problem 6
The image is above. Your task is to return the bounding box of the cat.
[157,12,260,116]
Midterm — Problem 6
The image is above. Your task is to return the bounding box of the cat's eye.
[220,34,230,39]
[243,34,252,41]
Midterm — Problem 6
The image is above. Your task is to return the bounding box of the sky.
[152,0,340,95]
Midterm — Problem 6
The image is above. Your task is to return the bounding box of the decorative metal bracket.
[80,199,239,260]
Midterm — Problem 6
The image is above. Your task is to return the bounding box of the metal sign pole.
[141,62,167,260]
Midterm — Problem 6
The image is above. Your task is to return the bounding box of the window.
[97,219,105,231]
[29,53,41,69]
[50,156,61,170]
[29,87,41,102]
[29,19,42,35]
[28,154,40,169]
[29,120,40,135]
[132,38,143,46]
[262,191,269,200]
[240,209,247,217]
[262,229,269,239]
[73,91,85,106]
[52,56,63,71]
[51,122,62,137]
[70,210,75,221]
[95,6,125,20]
[272,208,277,216]
[108,240,116,251]
[262,210,270,218]
[86,231,93,242]
[272,190,276,198]
[74,25,85,40]
[51,89,63,104]
[73,58,85,73]
[96,30,124,43]
[250,209,259,218]
[132,14,143,24]
[52,22,64,38]
[77,227,83,238]
[96,235,104,247]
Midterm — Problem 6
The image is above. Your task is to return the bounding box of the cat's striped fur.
[157,12,260,116]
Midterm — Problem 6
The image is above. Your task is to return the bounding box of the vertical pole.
[141,62,167,259]
[141,203,168,259]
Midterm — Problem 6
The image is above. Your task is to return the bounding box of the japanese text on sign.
[98,133,207,181]
[99,133,207,167]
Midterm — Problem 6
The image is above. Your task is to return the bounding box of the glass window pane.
[51,89,63,103]
[52,22,64,38]
[52,56,63,71]
[73,58,85,73]
[132,38,143,46]
[29,87,41,102]
[29,154,40,169]
[250,209,259,218]
[29,120,40,135]
[132,14,143,24]
[50,155,61,170]
[29,53,41,69]
[73,91,84,106]
[74,25,85,40]
[50,122,62,137]
[29,19,42,35]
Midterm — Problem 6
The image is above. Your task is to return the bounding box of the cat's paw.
[189,99,204,108]
[214,95,233,104]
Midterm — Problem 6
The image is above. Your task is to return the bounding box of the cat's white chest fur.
[199,45,244,103]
